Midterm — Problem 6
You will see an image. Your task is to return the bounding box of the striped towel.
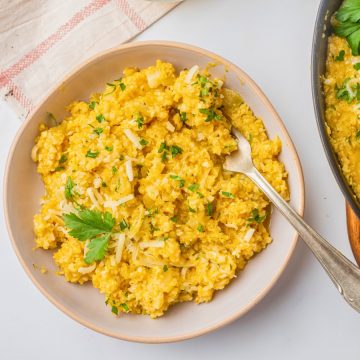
[0,0,180,120]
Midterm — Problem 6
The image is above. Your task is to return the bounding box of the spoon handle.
[248,168,360,312]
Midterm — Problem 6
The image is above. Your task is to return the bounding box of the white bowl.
[4,41,304,343]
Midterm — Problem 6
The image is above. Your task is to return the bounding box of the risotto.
[32,60,289,318]
[324,36,360,199]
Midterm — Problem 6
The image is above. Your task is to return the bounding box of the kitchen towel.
[0,0,180,120]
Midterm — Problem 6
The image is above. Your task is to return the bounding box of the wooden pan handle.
[346,203,360,266]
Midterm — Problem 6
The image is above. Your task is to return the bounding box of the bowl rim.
[311,0,360,219]
[3,40,305,343]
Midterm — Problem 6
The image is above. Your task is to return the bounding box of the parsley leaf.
[180,112,187,122]
[170,175,185,188]
[247,208,266,224]
[169,145,183,158]
[59,154,68,164]
[163,264,168,272]
[199,108,222,122]
[335,49,345,61]
[65,177,75,201]
[354,63,360,70]
[63,209,115,240]
[86,150,99,158]
[120,303,129,312]
[136,114,144,128]
[119,219,129,231]
[158,142,168,153]
[356,130,360,138]
[139,138,148,146]
[93,128,103,136]
[221,191,235,198]
[197,224,204,232]
[105,145,113,152]
[334,0,360,55]
[206,202,214,216]
[85,233,111,263]
[111,305,118,315]
[188,183,199,192]
[96,114,105,123]
[89,101,97,110]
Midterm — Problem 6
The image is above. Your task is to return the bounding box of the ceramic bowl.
[4,41,304,343]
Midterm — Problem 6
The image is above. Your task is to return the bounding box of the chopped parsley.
[59,154,68,164]
[354,63,360,70]
[199,108,222,122]
[54,166,65,172]
[158,142,168,153]
[170,216,178,223]
[93,127,103,136]
[136,114,144,128]
[356,130,360,139]
[63,209,116,263]
[335,49,345,61]
[180,112,187,122]
[189,207,196,213]
[96,114,105,123]
[65,176,75,201]
[112,166,118,174]
[334,0,360,55]
[105,82,116,95]
[221,191,235,198]
[335,79,360,102]
[119,219,129,231]
[197,224,204,232]
[163,264,168,272]
[89,101,97,110]
[188,183,199,192]
[139,138,148,146]
[86,150,99,158]
[247,208,266,224]
[102,182,107,187]
[120,303,129,312]
[170,174,185,188]
[111,306,118,315]
[105,145,113,152]
[169,145,183,158]
[206,202,214,216]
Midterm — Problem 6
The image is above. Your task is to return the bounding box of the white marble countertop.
[1,0,359,358]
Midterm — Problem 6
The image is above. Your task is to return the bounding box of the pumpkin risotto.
[324,36,360,199]
[32,61,289,318]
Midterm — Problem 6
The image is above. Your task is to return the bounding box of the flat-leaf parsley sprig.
[334,0,360,55]
[63,209,116,264]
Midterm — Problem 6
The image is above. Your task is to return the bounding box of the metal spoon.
[224,128,360,312]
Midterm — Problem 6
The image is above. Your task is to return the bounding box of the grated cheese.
[139,241,165,249]
[243,228,255,242]
[125,159,134,182]
[115,233,126,263]
[78,263,96,274]
[166,121,175,132]
[124,129,142,149]
[185,65,199,84]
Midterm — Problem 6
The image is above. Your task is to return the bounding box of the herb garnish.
[89,101,97,110]
[93,127,103,136]
[335,49,345,61]
[163,265,168,272]
[136,114,144,128]
[105,145,113,152]
[199,108,222,122]
[170,216,178,223]
[139,138,148,146]
[59,154,68,164]
[188,183,199,192]
[354,63,360,70]
[206,203,214,216]
[334,0,360,55]
[247,208,266,224]
[170,174,185,188]
[180,112,187,122]
[86,150,99,158]
[197,224,204,232]
[65,176,75,201]
[169,145,183,158]
[119,219,129,231]
[63,209,116,263]
[356,130,360,138]
[96,114,105,123]
[221,191,235,198]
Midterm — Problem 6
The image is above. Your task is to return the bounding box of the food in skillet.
[32,61,289,318]
[324,0,360,199]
